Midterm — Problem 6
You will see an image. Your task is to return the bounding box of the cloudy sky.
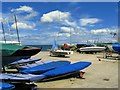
[0,2,118,45]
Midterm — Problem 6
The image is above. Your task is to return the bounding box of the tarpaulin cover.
[43,61,91,77]
[1,44,25,56]
[9,58,41,65]
[112,43,120,53]
[0,82,15,90]
[0,61,92,83]
[20,60,71,74]
[0,73,45,82]
[18,60,53,70]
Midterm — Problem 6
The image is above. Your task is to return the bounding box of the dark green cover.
[0,43,25,56]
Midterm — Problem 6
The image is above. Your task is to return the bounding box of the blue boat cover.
[9,58,41,65]
[112,43,120,53]
[0,82,15,90]
[0,61,92,82]
[0,73,45,82]
[18,60,53,70]
[43,61,91,77]
[20,60,71,74]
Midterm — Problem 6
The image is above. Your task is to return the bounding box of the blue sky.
[0,2,118,45]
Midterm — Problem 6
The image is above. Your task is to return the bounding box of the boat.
[50,49,73,56]
[0,15,43,89]
[1,43,42,67]
[0,61,91,89]
[58,43,76,51]
[0,16,42,67]
[0,61,91,82]
[49,40,73,57]
[41,61,91,81]
[0,73,45,83]
[112,43,120,54]
[79,44,106,53]
[110,31,120,54]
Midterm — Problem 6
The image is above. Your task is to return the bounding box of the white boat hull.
[80,47,106,52]
[50,50,73,56]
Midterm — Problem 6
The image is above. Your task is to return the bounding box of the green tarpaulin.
[0,44,26,56]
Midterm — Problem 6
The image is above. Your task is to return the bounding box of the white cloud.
[24,11,38,19]
[91,28,117,34]
[11,6,38,20]
[11,6,33,12]
[91,28,110,34]
[80,18,101,26]
[90,28,118,43]
[40,10,77,27]
[56,33,70,37]
[64,20,77,27]
[11,22,35,30]
[61,33,70,37]
[60,27,74,33]
[41,10,70,23]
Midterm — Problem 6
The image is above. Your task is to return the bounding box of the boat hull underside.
[12,48,41,56]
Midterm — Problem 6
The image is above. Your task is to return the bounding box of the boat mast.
[7,19,12,41]
[14,14,20,45]
[1,22,6,43]
[70,27,72,45]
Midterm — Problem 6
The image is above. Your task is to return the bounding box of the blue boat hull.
[112,43,120,53]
